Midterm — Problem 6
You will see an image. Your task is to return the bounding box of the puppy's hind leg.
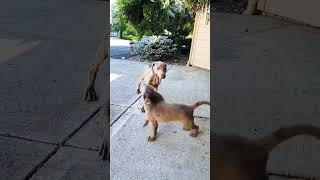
[182,119,199,137]
[148,121,158,142]
[99,102,110,160]
[190,124,199,137]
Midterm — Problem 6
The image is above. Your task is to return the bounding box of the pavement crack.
[60,106,101,144]
[22,106,101,180]
[0,132,58,145]
[23,146,60,180]
[268,172,316,180]
[63,144,99,152]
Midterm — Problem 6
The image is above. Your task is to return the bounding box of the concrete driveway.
[0,1,108,179]
[213,13,320,179]
[110,58,210,180]
[110,37,132,59]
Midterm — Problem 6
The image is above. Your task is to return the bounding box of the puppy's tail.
[255,124,320,152]
[191,101,210,110]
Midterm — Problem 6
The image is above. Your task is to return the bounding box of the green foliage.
[122,22,140,42]
[183,0,209,9]
[118,0,168,37]
[166,0,193,47]
[111,3,126,38]
[112,0,206,46]
[111,4,119,32]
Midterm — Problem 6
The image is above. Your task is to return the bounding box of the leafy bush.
[118,0,167,37]
[116,0,194,46]
[122,22,140,42]
[166,1,193,46]
[113,0,210,46]
[132,36,178,61]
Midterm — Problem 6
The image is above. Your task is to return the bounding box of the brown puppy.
[142,85,210,141]
[82,29,109,160]
[99,101,110,161]
[213,124,320,180]
[83,29,108,102]
[137,61,167,93]
[137,61,167,112]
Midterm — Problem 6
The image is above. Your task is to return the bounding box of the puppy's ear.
[144,98,151,105]
[164,63,167,72]
[143,94,151,104]
[149,62,155,68]
[150,62,156,74]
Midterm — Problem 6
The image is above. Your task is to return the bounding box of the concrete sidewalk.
[110,58,210,180]
[214,13,320,179]
[0,0,108,179]
[109,58,303,180]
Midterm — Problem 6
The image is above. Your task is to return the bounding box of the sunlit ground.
[110,73,122,82]
[110,37,130,47]
[0,38,41,64]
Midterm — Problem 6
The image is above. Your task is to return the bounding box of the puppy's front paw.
[148,136,156,142]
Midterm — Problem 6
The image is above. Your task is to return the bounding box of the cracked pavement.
[213,13,320,179]
[0,0,108,179]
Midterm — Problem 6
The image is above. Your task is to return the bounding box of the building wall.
[257,0,320,27]
[188,9,210,70]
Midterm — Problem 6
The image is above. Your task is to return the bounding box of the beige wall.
[188,10,210,70]
[258,0,320,27]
